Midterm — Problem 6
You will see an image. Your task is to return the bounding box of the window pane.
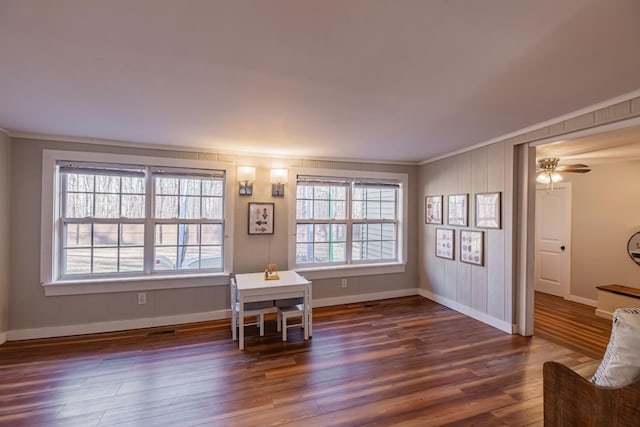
[93,248,118,273]
[296,224,313,242]
[155,224,177,246]
[122,176,144,194]
[64,223,92,247]
[180,179,201,196]
[331,242,346,261]
[352,201,365,219]
[313,243,330,262]
[202,197,223,219]
[121,224,144,246]
[297,185,314,199]
[382,224,395,240]
[381,240,396,259]
[180,196,201,219]
[155,195,178,218]
[119,247,144,272]
[296,200,313,220]
[67,174,94,192]
[155,177,178,195]
[296,243,312,263]
[95,194,120,218]
[66,193,93,218]
[314,224,330,242]
[366,201,381,219]
[201,224,222,245]
[121,195,145,218]
[179,246,201,269]
[202,180,223,196]
[200,246,222,269]
[95,175,120,193]
[94,224,118,246]
[64,248,91,274]
[178,224,199,245]
[154,247,177,270]
[380,201,395,219]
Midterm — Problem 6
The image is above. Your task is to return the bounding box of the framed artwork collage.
[426,192,501,266]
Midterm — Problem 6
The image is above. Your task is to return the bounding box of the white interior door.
[535,183,571,296]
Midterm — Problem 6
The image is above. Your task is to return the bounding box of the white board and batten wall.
[418,141,515,333]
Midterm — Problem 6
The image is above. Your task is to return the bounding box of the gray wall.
[0,131,9,341]
[8,137,417,333]
[569,160,640,301]
[418,141,514,329]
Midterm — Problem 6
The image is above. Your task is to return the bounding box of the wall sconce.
[237,166,256,196]
[270,168,288,197]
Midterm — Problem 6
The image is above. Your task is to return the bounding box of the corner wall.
[0,131,9,344]
[418,141,514,332]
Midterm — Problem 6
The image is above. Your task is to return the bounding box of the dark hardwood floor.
[0,295,609,426]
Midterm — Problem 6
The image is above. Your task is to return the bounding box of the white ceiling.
[1,0,640,163]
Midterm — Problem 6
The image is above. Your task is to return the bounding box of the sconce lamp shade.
[270,168,288,197]
[237,166,256,196]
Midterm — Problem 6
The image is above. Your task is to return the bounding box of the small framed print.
[435,228,455,260]
[475,192,501,229]
[248,202,274,235]
[425,195,443,224]
[448,194,468,226]
[460,230,484,266]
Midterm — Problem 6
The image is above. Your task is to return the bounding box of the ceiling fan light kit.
[536,157,591,190]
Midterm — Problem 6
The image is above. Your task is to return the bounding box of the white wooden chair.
[230,278,273,341]
[277,301,305,342]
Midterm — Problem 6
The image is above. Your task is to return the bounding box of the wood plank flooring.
[0,295,607,427]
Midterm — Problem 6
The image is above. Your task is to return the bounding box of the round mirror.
[628,231,640,265]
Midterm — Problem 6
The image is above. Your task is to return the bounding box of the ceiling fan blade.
[556,163,589,169]
[561,168,591,173]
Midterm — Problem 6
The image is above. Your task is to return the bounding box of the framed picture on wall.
[248,202,274,235]
[475,192,501,229]
[448,194,468,226]
[435,228,455,260]
[425,195,443,224]
[460,230,484,266]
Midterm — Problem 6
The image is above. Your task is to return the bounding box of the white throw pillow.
[591,308,640,388]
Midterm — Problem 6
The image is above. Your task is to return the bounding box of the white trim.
[595,309,613,319]
[420,89,640,165]
[7,309,230,341]
[529,116,640,148]
[0,128,8,135]
[0,331,6,345]
[40,149,236,294]
[565,294,597,307]
[43,273,229,296]
[296,263,406,280]
[313,288,419,308]
[419,289,516,334]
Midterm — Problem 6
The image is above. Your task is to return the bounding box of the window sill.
[295,262,406,280]
[43,272,230,296]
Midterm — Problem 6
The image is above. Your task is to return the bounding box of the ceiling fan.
[536,157,591,189]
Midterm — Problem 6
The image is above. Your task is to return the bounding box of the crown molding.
[419,88,640,165]
[8,131,419,167]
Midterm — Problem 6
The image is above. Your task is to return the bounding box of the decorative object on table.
[425,195,443,224]
[475,192,501,229]
[448,194,468,226]
[435,228,455,260]
[460,230,484,265]
[627,231,640,265]
[264,263,280,280]
[248,202,274,235]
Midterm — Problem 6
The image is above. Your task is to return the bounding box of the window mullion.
[346,183,353,265]
[144,166,154,274]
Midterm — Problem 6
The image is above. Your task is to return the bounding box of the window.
[294,172,405,271]
[41,150,233,295]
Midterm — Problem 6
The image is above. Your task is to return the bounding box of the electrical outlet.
[138,292,147,305]
[341,279,348,288]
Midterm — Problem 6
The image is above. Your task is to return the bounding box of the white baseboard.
[313,288,419,308]
[419,289,516,334]
[0,331,6,345]
[7,309,230,341]
[564,294,597,307]
[595,309,613,319]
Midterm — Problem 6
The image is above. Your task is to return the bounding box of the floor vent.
[147,329,176,337]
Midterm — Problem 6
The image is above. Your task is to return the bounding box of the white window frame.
[288,167,407,280]
[41,150,236,296]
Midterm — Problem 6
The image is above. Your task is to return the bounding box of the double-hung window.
[42,150,232,295]
[293,171,406,273]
